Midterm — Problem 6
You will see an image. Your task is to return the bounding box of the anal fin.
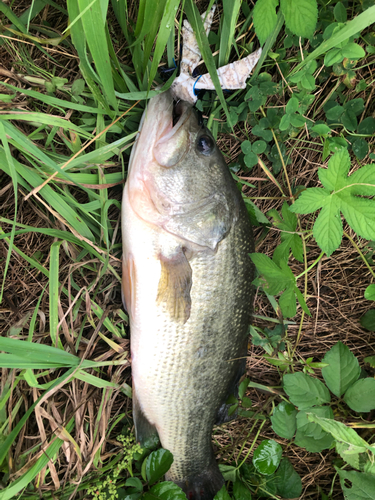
[156,248,192,324]
[133,385,160,450]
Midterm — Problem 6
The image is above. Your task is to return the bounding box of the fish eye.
[196,134,214,155]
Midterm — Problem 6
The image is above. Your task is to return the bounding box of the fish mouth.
[156,97,192,145]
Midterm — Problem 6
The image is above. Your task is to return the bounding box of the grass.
[0,0,375,499]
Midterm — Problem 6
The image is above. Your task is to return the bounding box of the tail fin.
[169,462,224,500]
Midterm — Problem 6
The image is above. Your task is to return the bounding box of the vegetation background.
[0,0,374,498]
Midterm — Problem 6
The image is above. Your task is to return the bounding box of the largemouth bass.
[121,90,254,500]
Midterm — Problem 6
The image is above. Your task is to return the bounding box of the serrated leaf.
[145,449,173,485]
[250,254,294,295]
[319,148,351,190]
[297,406,334,440]
[339,195,375,241]
[321,341,361,397]
[337,469,375,500]
[344,378,375,412]
[274,459,302,499]
[283,372,331,409]
[253,0,279,45]
[253,439,283,475]
[280,0,317,38]
[279,287,297,317]
[294,429,334,452]
[365,285,375,301]
[290,187,331,213]
[313,197,343,256]
[271,401,297,439]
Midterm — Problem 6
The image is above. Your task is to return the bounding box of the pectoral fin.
[157,249,192,324]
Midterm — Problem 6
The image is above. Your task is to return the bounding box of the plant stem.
[343,231,375,279]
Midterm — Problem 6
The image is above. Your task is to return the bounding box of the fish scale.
[122,90,254,500]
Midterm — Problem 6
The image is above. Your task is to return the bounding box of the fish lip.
[156,99,192,146]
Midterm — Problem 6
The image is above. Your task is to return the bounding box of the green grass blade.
[76,0,118,110]
[148,0,180,90]
[49,241,63,348]
[0,418,75,500]
[219,0,241,67]
[0,368,76,470]
[0,122,17,305]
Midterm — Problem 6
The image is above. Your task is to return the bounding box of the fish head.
[126,90,239,250]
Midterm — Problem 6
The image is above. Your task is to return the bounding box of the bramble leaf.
[283,372,331,409]
[274,459,302,499]
[344,378,375,412]
[271,401,297,439]
[280,0,318,38]
[337,469,375,499]
[270,203,303,264]
[253,0,279,45]
[253,439,283,475]
[291,149,375,256]
[321,341,360,397]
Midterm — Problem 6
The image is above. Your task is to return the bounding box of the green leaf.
[274,459,302,499]
[286,97,299,113]
[239,378,250,400]
[241,140,253,155]
[307,415,369,453]
[253,439,283,475]
[344,378,375,412]
[283,372,331,409]
[312,124,331,136]
[360,310,375,331]
[337,469,375,500]
[358,117,375,135]
[342,42,366,60]
[324,47,344,66]
[252,140,267,154]
[290,187,331,213]
[271,401,297,439]
[336,441,367,471]
[279,286,297,317]
[290,113,306,128]
[294,429,334,452]
[143,482,187,500]
[365,285,375,301]
[279,114,291,131]
[334,2,347,22]
[252,124,273,142]
[250,254,294,295]
[321,341,361,397]
[214,485,232,500]
[352,139,369,160]
[244,151,259,168]
[297,406,334,440]
[145,449,173,485]
[233,480,252,500]
[253,0,279,45]
[280,0,318,38]
[313,197,343,256]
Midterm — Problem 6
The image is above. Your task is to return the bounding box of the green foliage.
[145,449,174,485]
[252,439,283,475]
[291,149,375,256]
[253,0,318,44]
[270,401,297,439]
[250,253,310,317]
[321,341,360,397]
